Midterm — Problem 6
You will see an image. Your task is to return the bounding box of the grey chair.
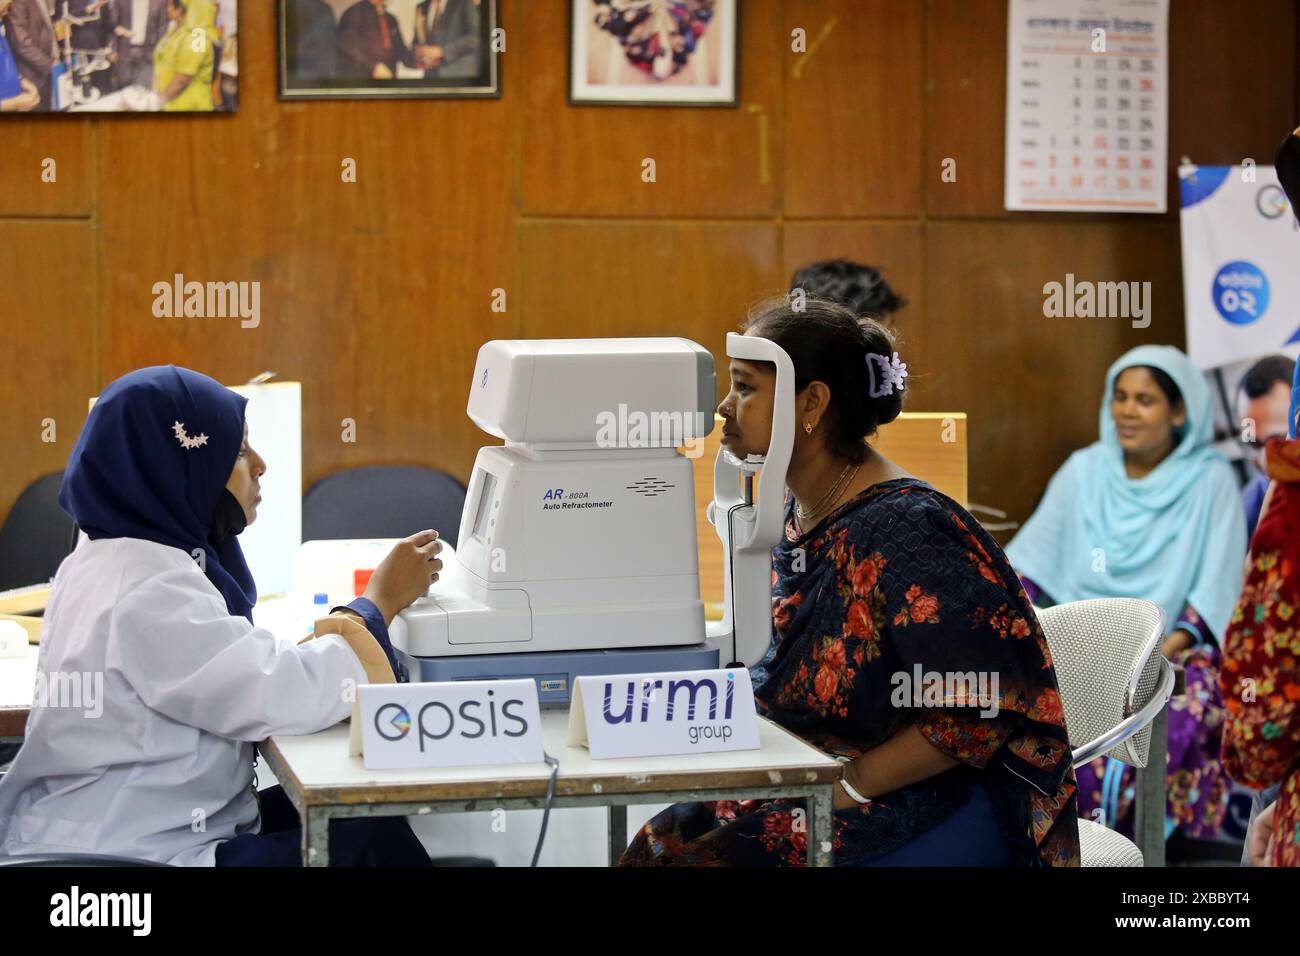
[0,472,77,591]
[302,466,467,548]
[1036,598,1177,867]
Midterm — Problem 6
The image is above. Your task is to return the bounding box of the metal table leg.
[1134,704,1168,867]
[607,804,628,866]
[807,785,834,867]
[303,806,331,868]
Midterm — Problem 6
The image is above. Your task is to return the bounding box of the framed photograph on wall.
[568,0,736,107]
[278,0,499,101]
[0,0,238,113]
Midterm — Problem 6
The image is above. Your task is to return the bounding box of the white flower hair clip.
[172,420,209,450]
[866,351,908,399]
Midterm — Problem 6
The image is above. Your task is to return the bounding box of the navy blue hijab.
[59,366,257,622]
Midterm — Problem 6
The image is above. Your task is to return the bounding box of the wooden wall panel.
[780,220,924,328]
[925,0,1012,218]
[521,0,782,217]
[1167,0,1295,173]
[0,0,1296,557]
[519,219,780,400]
[782,0,924,217]
[0,222,95,521]
[93,0,519,490]
[0,122,93,217]
[924,218,1184,542]
[926,0,1296,219]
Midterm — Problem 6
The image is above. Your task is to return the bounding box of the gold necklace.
[796,462,860,521]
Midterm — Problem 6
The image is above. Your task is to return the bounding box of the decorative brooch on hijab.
[867,351,908,399]
[172,421,209,450]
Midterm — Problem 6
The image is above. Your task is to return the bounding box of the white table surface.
[0,644,40,736]
[0,644,39,706]
[264,710,840,798]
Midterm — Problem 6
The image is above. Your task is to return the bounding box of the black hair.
[1120,364,1183,410]
[789,259,907,322]
[1240,354,1295,400]
[744,296,903,464]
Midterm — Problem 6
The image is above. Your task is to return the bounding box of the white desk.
[260,710,842,867]
[0,644,39,741]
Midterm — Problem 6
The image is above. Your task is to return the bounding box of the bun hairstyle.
[743,295,904,464]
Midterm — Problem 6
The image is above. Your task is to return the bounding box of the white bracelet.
[838,773,871,805]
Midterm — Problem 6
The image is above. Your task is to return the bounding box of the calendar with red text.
[1005,0,1170,213]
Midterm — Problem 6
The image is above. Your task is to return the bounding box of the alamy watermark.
[890,665,1000,718]
[152,273,261,329]
[32,670,103,719]
[1042,273,1151,329]
[595,403,705,458]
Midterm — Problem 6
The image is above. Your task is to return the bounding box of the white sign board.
[567,668,759,759]
[1005,0,1169,213]
[1179,164,1300,370]
[230,382,301,597]
[350,679,544,771]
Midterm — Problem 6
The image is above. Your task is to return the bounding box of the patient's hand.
[1161,629,1194,659]
[364,530,443,625]
[1248,801,1277,867]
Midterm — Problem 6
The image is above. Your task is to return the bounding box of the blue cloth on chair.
[859,784,1016,867]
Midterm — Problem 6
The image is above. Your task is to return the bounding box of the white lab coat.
[0,536,371,866]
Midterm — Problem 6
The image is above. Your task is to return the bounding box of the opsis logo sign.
[356,680,543,770]
[374,704,412,740]
[373,691,529,750]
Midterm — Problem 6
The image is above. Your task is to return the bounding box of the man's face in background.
[1241,380,1293,467]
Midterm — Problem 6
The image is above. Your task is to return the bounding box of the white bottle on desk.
[305,592,330,639]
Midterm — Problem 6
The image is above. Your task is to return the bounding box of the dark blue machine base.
[397,645,720,706]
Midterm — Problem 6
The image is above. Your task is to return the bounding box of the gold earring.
[804,422,814,435]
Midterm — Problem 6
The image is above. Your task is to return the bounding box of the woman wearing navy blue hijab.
[0,367,442,866]
[60,364,261,621]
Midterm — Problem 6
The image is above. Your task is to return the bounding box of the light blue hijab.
[1007,345,1246,639]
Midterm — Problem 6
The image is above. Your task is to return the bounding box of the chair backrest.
[0,472,77,591]
[302,466,467,548]
[1036,598,1166,768]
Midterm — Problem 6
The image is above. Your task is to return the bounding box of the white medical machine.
[391,334,796,703]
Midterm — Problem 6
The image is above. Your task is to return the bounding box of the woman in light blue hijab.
[1008,344,1245,644]
[1008,344,1247,846]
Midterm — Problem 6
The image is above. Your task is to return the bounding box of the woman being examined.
[152,0,215,111]
[1007,345,1247,842]
[0,366,440,866]
[620,298,1079,867]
